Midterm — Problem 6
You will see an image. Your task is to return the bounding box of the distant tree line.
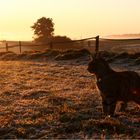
[31,17,71,44]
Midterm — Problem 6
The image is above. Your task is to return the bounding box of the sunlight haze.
[0,0,140,40]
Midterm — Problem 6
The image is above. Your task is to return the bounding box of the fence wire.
[99,38,140,53]
[0,37,97,53]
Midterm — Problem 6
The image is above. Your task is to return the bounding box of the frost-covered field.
[0,53,140,139]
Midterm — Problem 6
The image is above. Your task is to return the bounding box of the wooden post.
[81,41,84,47]
[19,41,22,53]
[50,42,53,49]
[95,35,99,52]
[6,42,8,52]
[88,41,91,47]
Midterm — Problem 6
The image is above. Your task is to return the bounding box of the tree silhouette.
[31,17,54,43]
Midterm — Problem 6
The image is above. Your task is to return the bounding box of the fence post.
[50,42,53,49]
[95,35,99,52]
[88,41,91,48]
[81,41,84,47]
[19,41,22,53]
[6,42,8,52]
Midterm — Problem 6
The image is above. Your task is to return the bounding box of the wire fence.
[0,36,140,54]
[99,37,140,53]
[0,36,98,53]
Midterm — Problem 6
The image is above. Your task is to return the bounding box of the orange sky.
[0,0,140,41]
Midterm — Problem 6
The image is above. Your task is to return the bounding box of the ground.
[0,53,140,139]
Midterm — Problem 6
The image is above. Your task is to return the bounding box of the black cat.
[87,55,140,116]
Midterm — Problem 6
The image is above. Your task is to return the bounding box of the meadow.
[0,49,139,139]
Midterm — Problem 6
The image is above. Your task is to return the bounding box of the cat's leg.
[102,97,117,116]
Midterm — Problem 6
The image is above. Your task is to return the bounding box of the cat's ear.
[89,53,94,60]
[95,51,103,59]
[90,52,98,60]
